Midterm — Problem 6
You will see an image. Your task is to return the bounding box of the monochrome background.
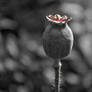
[0,0,91,92]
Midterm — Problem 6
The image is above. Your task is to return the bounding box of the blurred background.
[0,0,92,92]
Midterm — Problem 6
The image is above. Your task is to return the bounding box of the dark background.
[0,0,92,92]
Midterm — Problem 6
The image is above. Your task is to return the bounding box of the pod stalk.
[54,59,62,92]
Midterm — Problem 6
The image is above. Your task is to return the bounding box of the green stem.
[54,59,62,92]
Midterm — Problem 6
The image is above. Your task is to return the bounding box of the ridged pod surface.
[43,22,73,59]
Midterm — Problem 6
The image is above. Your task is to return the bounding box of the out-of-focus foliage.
[0,0,92,92]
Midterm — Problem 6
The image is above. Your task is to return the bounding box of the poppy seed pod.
[42,14,73,59]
